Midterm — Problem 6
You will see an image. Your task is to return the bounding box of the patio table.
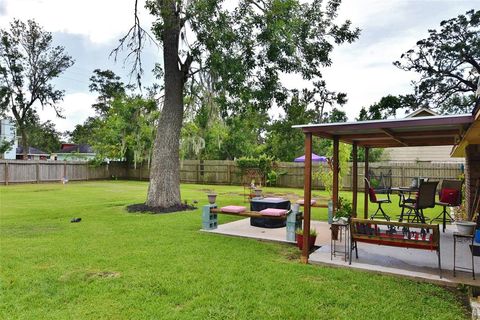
[250,198,291,228]
[390,187,418,222]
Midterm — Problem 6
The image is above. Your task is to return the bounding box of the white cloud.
[1,0,477,127]
[37,93,97,133]
[319,0,477,120]
[0,0,155,44]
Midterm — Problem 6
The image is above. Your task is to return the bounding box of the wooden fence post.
[227,163,231,185]
[401,166,405,187]
[196,161,200,184]
[36,161,40,183]
[5,162,8,185]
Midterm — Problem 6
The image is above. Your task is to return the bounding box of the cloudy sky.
[0,0,477,132]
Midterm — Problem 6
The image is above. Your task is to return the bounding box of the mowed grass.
[0,181,469,319]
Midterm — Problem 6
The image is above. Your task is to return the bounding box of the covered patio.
[292,110,479,280]
[202,107,480,285]
[204,218,479,286]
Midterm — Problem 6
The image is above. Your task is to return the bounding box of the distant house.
[0,119,18,160]
[52,143,96,161]
[16,146,49,160]
[382,108,465,163]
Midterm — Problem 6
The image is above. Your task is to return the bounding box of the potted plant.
[334,197,352,223]
[331,197,352,240]
[295,228,317,250]
[453,205,476,235]
[207,193,217,204]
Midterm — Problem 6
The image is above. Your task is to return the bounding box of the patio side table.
[331,220,349,262]
[453,232,475,280]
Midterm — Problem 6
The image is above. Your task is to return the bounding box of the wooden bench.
[202,204,303,242]
[296,199,328,208]
[349,218,442,278]
[210,207,298,219]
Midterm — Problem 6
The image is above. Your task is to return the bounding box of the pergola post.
[301,132,313,264]
[352,142,358,217]
[364,147,369,219]
[332,136,339,213]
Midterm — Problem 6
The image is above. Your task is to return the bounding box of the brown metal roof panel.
[294,114,473,133]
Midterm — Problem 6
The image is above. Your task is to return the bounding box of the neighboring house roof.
[56,144,94,154]
[16,146,49,156]
[405,108,439,118]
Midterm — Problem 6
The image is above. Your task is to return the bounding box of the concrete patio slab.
[202,219,479,286]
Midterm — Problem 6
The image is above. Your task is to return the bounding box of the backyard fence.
[0,160,112,184]
[0,159,463,190]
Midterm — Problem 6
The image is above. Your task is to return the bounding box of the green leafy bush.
[335,197,352,219]
[236,154,276,179]
[295,228,317,236]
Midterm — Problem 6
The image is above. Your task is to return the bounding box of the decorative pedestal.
[331,221,349,262]
[453,232,476,280]
[287,204,302,242]
[202,204,218,230]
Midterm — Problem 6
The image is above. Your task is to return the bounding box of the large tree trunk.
[146,1,185,208]
[18,123,28,160]
[11,108,28,160]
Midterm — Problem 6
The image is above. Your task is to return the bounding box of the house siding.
[383,146,464,163]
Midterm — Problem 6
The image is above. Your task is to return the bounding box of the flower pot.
[455,221,476,235]
[254,189,262,198]
[296,234,317,250]
[207,194,217,204]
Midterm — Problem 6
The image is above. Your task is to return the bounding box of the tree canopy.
[68,69,159,168]
[357,95,403,121]
[25,116,62,153]
[0,19,73,157]
[394,9,479,114]
[89,69,129,115]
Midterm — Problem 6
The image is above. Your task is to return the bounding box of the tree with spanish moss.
[118,0,359,209]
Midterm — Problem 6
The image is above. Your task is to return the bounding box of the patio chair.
[400,181,439,224]
[365,178,391,221]
[431,179,462,232]
[398,178,429,222]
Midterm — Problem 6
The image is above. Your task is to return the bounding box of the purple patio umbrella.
[294,153,327,162]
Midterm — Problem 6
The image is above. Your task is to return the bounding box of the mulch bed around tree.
[126,203,197,214]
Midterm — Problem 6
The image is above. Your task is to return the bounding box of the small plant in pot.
[207,193,217,204]
[453,205,476,235]
[334,197,352,223]
[295,228,317,250]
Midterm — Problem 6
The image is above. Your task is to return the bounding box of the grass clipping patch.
[126,203,197,214]
[86,271,121,280]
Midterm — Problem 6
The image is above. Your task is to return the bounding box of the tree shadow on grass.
[126,203,197,214]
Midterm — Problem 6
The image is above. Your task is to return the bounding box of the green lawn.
[0,181,469,319]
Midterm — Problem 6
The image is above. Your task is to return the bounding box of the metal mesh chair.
[431,179,463,232]
[365,178,391,221]
[398,178,429,220]
[400,181,439,224]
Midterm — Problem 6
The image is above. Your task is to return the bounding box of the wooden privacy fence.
[0,159,463,189]
[0,160,111,184]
